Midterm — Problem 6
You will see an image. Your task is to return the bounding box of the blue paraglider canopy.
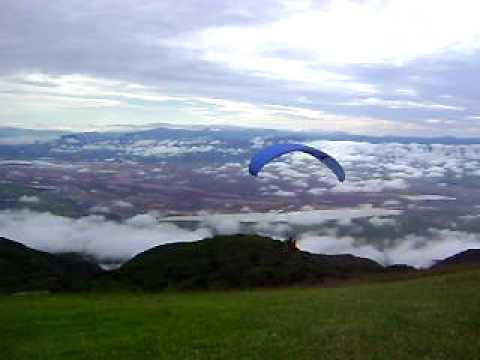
[249,143,345,182]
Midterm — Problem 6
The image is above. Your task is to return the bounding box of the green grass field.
[1,269,479,360]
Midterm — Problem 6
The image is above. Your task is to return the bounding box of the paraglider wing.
[248,143,345,182]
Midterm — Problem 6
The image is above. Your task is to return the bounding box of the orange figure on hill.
[286,237,298,254]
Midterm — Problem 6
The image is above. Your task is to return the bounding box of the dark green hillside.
[432,249,480,269]
[110,235,384,290]
[0,237,103,292]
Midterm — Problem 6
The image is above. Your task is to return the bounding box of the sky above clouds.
[2,0,480,135]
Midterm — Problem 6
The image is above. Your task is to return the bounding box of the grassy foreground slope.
[1,269,480,360]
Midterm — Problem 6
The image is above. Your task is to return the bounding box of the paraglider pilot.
[286,236,298,254]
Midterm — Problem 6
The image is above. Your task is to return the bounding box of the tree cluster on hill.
[0,237,102,292]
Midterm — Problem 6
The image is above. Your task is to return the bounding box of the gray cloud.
[299,228,480,268]
[3,0,480,135]
[2,209,479,269]
[0,210,211,263]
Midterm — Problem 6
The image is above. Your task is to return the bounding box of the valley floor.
[1,269,480,360]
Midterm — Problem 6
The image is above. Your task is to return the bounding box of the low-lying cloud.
[0,210,211,265]
[1,209,479,269]
[299,228,480,268]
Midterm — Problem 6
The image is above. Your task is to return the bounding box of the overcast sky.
[2,0,480,136]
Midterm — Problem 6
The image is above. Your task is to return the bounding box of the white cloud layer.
[1,210,479,269]
[238,140,480,197]
[0,210,211,263]
[159,205,402,225]
[18,195,40,204]
[169,0,480,84]
[299,228,480,268]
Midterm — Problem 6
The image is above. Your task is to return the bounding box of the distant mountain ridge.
[3,125,480,162]
[56,125,480,146]
[4,125,480,145]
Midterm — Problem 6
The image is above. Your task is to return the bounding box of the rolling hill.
[0,237,103,292]
[2,234,479,293]
[432,248,480,269]
[108,235,387,290]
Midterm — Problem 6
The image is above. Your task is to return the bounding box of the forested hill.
[0,237,102,292]
[109,235,386,290]
[2,235,480,293]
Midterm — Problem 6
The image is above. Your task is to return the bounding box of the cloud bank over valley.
[1,208,479,269]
